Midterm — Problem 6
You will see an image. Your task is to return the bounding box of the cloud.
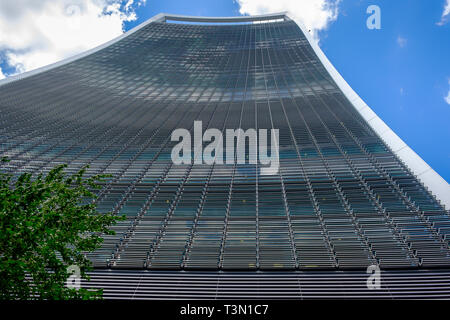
[236,0,341,42]
[397,36,407,48]
[0,0,146,77]
[445,80,450,105]
[437,0,450,25]
[0,67,5,80]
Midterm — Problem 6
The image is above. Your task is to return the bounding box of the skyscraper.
[1,12,449,298]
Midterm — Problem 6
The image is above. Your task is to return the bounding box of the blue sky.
[0,0,449,182]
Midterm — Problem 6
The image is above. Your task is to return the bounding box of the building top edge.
[161,12,288,23]
[0,12,289,87]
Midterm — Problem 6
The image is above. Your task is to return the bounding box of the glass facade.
[1,15,449,271]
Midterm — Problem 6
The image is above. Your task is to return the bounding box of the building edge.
[0,13,166,87]
[286,13,450,211]
[0,12,288,87]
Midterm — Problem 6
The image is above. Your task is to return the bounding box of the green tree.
[0,158,124,299]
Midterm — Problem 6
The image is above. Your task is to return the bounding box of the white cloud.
[437,0,450,25]
[445,80,450,105]
[0,0,146,76]
[236,0,341,42]
[0,67,5,80]
[397,36,407,48]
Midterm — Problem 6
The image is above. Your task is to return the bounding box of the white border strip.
[288,13,450,210]
[0,12,448,209]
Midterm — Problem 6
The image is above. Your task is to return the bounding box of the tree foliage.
[0,158,124,299]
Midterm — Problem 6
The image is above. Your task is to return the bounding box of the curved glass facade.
[1,15,449,271]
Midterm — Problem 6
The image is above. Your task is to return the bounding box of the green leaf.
[0,158,121,300]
